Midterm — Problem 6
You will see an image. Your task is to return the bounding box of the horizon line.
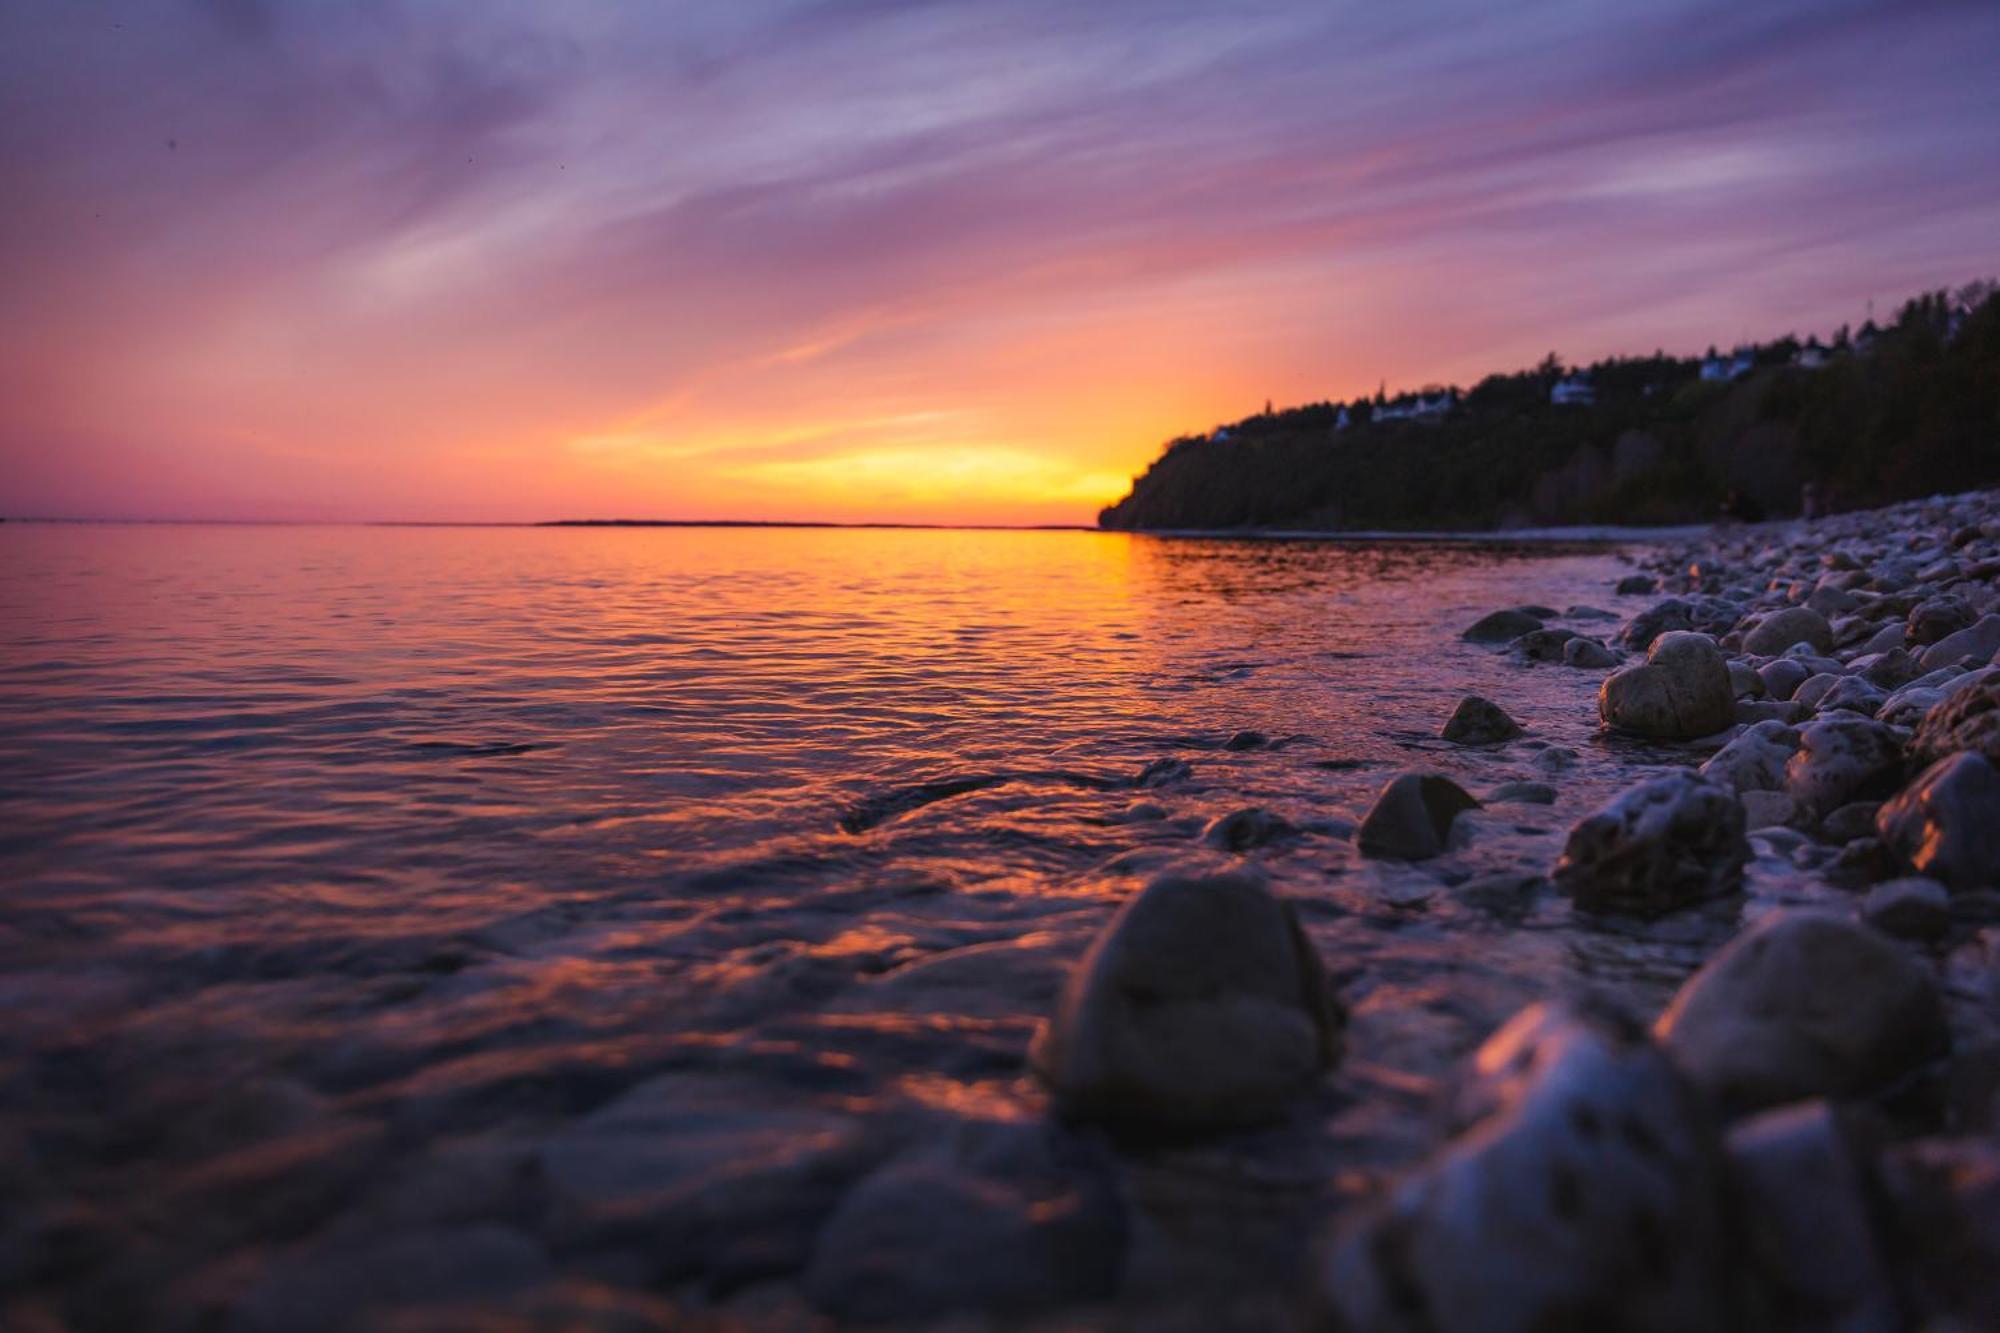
[0,515,1101,532]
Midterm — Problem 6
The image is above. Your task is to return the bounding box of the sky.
[2,1,1998,525]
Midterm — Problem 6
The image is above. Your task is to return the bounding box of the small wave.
[838,769,1126,833]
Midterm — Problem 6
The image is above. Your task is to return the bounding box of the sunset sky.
[3,1,1998,525]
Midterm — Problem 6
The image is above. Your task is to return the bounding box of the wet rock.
[1742,606,1834,656]
[1199,806,1295,851]
[1356,773,1479,860]
[1727,1101,1896,1333]
[1616,573,1658,595]
[1698,719,1799,794]
[1221,729,1268,751]
[1567,604,1618,620]
[1553,771,1748,917]
[1562,637,1618,669]
[1656,910,1947,1115]
[1531,745,1578,773]
[1862,877,1951,941]
[801,1132,1120,1322]
[1822,800,1884,843]
[1462,608,1544,643]
[1598,632,1736,740]
[1758,658,1812,702]
[1911,673,2000,767]
[1876,752,2000,890]
[1136,757,1193,788]
[1618,598,1696,650]
[1030,869,1343,1128]
[1909,594,1977,647]
[1784,716,1907,820]
[1487,781,1556,805]
[1919,613,2000,670]
[1440,695,1522,746]
[1318,997,1732,1333]
[1512,627,1577,662]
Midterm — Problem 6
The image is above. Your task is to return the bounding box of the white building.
[1701,348,1755,382]
[1550,376,1595,406]
[1793,341,1828,369]
[1374,390,1456,423]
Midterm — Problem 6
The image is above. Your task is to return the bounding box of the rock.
[1440,695,1523,745]
[1566,604,1618,620]
[1862,877,1952,941]
[1513,627,1578,661]
[1618,598,1695,650]
[1733,699,1805,726]
[1726,659,1764,698]
[1553,771,1748,917]
[1136,757,1193,788]
[1029,869,1343,1128]
[1697,719,1799,793]
[1741,790,1798,829]
[1742,606,1834,656]
[1199,806,1295,851]
[1876,752,2000,890]
[1758,658,1811,701]
[1856,621,1908,658]
[1463,609,1544,643]
[801,1134,1119,1321]
[1851,646,1920,689]
[1911,674,2000,768]
[1487,781,1557,805]
[1876,1138,2000,1325]
[1785,717,1907,819]
[1616,573,1657,595]
[1727,1102,1896,1332]
[1656,911,1947,1115]
[1815,675,1887,718]
[1356,773,1479,860]
[1221,729,1268,751]
[1793,671,1843,712]
[1920,613,2000,670]
[232,1226,551,1333]
[1562,637,1618,669]
[1808,581,1863,618]
[1598,632,1736,740]
[1318,997,1732,1333]
[1532,745,1578,773]
[1909,594,1977,646]
[1822,800,1883,842]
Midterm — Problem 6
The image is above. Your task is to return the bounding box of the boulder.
[1911,673,2000,767]
[1356,773,1479,860]
[1741,606,1834,656]
[1553,771,1748,917]
[1562,637,1619,669]
[1030,869,1343,1128]
[1441,695,1523,745]
[1862,877,1951,941]
[1697,719,1799,794]
[1656,911,1947,1115]
[1598,632,1736,740]
[1463,609,1544,643]
[1727,1102,1896,1332]
[1784,717,1907,819]
[1318,997,1733,1333]
[1876,752,2000,890]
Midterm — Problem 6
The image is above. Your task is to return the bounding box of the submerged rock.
[1552,771,1748,917]
[1030,869,1344,1128]
[1487,780,1556,805]
[1876,751,2000,890]
[1512,627,1577,662]
[1199,806,1295,851]
[1742,606,1834,656]
[1440,695,1522,746]
[1598,632,1736,740]
[1656,911,1947,1116]
[1318,997,1732,1333]
[1356,773,1479,860]
[1462,608,1543,643]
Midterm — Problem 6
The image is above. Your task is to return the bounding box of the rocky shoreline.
[1023,491,2000,1330]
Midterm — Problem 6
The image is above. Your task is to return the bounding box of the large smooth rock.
[1697,719,1799,793]
[1463,609,1543,643]
[1876,751,2000,890]
[1356,772,1479,860]
[1656,911,1947,1115]
[1728,1101,1896,1333]
[1742,606,1834,656]
[1319,997,1733,1333]
[1029,869,1344,1128]
[1553,771,1748,917]
[1598,632,1736,740]
[1441,695,1522,745]
[1911,673,2000,768]
[1784,717,1907,820]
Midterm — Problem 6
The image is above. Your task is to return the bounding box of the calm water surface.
[0,524,1725,1327]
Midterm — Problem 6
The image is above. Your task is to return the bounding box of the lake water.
[0,523,1737,1328]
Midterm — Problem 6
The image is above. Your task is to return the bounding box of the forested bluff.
[1098,284,2000,533]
